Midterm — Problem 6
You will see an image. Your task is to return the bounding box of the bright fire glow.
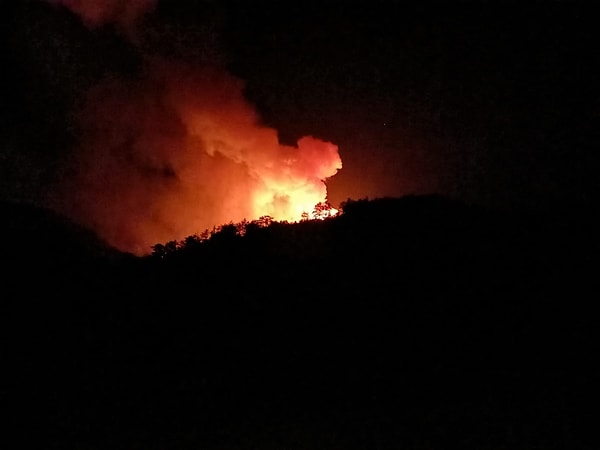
[49,61,342,255]
[44,2,342,254]
[248,137,341,222]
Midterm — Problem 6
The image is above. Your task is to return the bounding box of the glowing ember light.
[250,137,342,223]
[43,2,343,255]
[49,61,342,255]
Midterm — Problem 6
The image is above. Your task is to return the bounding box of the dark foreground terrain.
[2,195,598,449]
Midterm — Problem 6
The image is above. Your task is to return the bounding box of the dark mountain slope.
[3,195,597,450]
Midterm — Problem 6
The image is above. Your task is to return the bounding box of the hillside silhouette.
[2,195,597,449]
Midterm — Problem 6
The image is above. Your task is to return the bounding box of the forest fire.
[247,136,341,222]
[48,60,342,255]
[45,0,342,255]
[178,80,342,225]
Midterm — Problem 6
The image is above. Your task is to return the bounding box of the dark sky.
[2,0,598,219]
[220,0,598,210]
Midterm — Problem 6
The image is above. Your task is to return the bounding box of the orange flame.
[49,61,342,254]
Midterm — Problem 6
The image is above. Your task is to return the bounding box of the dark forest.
[3,194,597,449]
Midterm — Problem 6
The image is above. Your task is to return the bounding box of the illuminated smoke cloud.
[44,1,342,255]
[50,59,342,255]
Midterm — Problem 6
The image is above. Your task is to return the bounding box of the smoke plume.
[45,3,342,255]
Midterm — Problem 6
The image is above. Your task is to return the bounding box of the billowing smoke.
[45,3,342,255]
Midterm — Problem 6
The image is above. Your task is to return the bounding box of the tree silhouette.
[151,243,166,259]
[312,201,336,219]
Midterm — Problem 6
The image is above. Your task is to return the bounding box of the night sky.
[2,0,598,250]
[2,3,599,447]
[220,0,598,209]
